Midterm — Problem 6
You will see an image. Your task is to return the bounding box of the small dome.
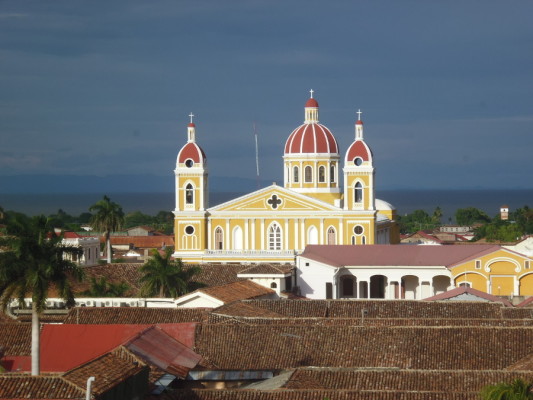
[178,142,206,164]
[345,140,372,163]
[376,198,395,211]
[356,120,363,125]
[285,123,339,154]
[188,122,196,128]
[305,97,319,108]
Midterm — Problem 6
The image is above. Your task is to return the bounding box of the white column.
[244,219,249,250]
[260,219,265,250]
[284,219,289,249]
[319,218,324,244]
[207,219,212,250]
[225,219,230,250]
[339,219,344,245]
[294,219,299,251]
[251,219,256,250]
[300,219,305,249]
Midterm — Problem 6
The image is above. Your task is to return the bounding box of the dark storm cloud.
[0,0,532,189]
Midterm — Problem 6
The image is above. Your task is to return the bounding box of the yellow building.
[450,247,533,296]
[173,92,400,263]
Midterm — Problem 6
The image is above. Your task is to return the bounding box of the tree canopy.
[140,248,201,298]
[0,214,84,375]
[455,207,491,226]
[89,195,125,263]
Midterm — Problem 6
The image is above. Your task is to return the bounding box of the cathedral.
[173,91,400,263]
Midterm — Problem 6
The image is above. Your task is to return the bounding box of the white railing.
[205,249,295,257]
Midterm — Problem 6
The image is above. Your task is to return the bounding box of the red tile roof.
[301,244,501,268]
[198,280,275,303]
[63,307,207,325]
[0,374,85,399]
[108,235,174,248]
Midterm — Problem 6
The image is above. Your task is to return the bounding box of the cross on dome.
[189,112,195,124]
[309,89,314,98]
[356,109,363,121]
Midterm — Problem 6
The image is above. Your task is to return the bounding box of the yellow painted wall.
[454,273,486,292]
[490,276,514,296]
[520,273,533,296]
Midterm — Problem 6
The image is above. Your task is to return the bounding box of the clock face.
[185,225,195,235]
[185,159,194,168]
[354,157,363,166]
[354,225,363,235]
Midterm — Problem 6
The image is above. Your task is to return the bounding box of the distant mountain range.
[0,174,264,194]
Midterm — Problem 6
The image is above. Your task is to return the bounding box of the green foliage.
[123,210,174,234]
[0,215,85,312]
[89,195,125,263]
[397,207,443,234]
[140,248,201,298]
[480,378,533,399]
[82,277,130,297]
[511,206,533,234]
[455,207,491,226]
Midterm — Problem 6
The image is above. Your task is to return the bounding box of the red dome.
[178,142,206,164]
[188,122,196,127]
[305,98,319,108]
[356,120,363,125]
[346,140,372,163]
[284,123,339,154]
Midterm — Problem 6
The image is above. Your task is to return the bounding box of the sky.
[1,0,532,191]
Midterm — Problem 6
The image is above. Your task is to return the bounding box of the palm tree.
[0,215,84,375]
[82,276,130,297]
[89,195,124,264]
[481,379,533,400]
[140,248,200,298]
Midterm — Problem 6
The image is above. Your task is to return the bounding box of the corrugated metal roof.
[125,326,201,379]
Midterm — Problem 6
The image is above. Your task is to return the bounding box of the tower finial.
[189,112,194,124]
[356,109,362,121]
[309,89,314,98]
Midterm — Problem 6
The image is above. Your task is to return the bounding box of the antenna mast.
[254,122,260,189]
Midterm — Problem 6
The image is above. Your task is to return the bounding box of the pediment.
[208,185,339,213]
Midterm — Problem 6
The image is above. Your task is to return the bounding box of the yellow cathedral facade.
[173,91,400,263]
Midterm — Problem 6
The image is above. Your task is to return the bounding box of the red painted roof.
[305,97,318,108]
[517,296,533,307]
[301,244,502,268]
[38,323,197,372]
[346,140,372,162]
[188,122,196,127]
[62,231,82,239]
[356,120,364,125]
[178,142,206,164]
[284,123,339,154]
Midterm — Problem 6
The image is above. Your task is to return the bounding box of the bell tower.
[173,113,208,262]
[343,110,375,211]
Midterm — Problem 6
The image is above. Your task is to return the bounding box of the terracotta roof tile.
[0,323,32,355]
[0,374,85,399]
[194,325,533,370]
[198,280,275,303]
[62,346,148,395]
[62,307,208,324]
[238,264,294,275]
[423,286,513,306]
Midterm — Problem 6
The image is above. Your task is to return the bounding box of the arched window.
[270,282,277,289]
[293,166,299,183]
[327,227,336,245]
[268,223,281,250]
[233,226,243,250]
[215,227,223,250]
[304,166,313,183]
[330,163,336,183]
[354,182,363,204]
[318,166,325,183]
[185,183,194,204]
[308,226,318,245]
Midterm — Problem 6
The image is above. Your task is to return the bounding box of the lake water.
[0,189,532,224]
